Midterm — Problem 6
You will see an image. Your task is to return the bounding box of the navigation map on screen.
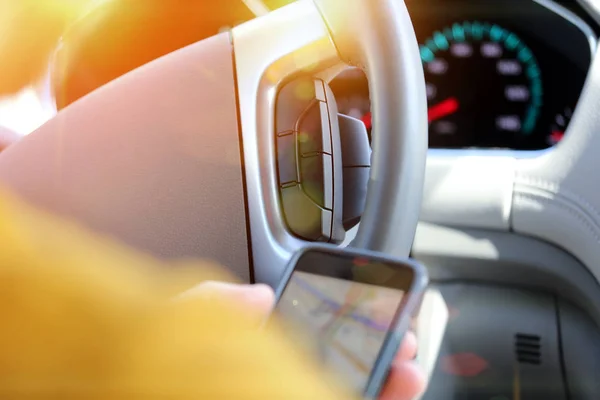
[276,271,405,391]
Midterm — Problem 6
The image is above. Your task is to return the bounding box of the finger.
[379,361,426,400]
[181,281,275,317]
[396,331,418,362]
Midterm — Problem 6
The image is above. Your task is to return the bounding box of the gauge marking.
[547,107,571,146]
[420,46,435,63]
[497,60,522,75]
[505,33,521,50]
[452,23,466,41]
[420,20,543,137]
[471,21,484,40]
[490,25,506,41]
[526,64,541,79]
[518,47,533,63]
[434,31,449,49]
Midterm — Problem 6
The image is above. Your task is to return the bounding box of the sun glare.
[0,86,55,136]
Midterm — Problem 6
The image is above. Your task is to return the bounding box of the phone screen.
[275,250,415,392]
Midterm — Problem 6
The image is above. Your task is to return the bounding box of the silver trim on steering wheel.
[232,1,341,286]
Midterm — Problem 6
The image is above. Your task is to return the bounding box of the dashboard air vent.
[514,333,542,365]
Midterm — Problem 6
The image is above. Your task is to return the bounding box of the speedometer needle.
[428,97,459,122]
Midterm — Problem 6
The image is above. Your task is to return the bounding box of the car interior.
[0,0,599,398]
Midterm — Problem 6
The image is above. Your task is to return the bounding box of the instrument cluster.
[332,0,596,150]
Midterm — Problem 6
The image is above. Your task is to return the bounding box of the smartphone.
[273,245,428,399]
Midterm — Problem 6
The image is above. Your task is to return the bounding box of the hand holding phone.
[273,245,428,399]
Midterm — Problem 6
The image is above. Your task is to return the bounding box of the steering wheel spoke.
[233,0,427,286]
[232,1,341,286]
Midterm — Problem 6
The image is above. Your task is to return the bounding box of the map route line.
[321,285,364,338]
[331,339,369,373]
[293,276,388,332]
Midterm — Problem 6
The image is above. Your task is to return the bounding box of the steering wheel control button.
[276,76,344,243]
[280,184,331,241]
[276,78,316,134]
[300,153,333,210]
[277,133,298,186]
[297,100,332,155]
[299,154,325,207]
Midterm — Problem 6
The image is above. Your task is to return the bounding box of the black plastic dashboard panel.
[331,0,596,151]
[411,223,600,398]
[420,283,600,400]
[422,283,566,400]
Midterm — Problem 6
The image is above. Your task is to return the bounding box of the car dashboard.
[4,1,600,399]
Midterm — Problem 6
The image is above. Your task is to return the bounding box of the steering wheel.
[0,0,427,286]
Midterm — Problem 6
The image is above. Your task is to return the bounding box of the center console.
[412,223,600,399]
[420,283,600,399]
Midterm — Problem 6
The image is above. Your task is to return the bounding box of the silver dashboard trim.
[578,0,600,25]
[536,0,597,55]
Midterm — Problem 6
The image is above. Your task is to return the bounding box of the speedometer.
[421,21,543,148]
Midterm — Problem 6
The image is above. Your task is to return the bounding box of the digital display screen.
[275,251,414,392]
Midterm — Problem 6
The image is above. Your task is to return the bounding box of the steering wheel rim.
[313,0,428,253]
[233,0,427,285]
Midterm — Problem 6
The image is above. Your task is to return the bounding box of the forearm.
[0,187,352,399]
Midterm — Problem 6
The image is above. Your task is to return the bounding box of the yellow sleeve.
[0,189,354,399]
